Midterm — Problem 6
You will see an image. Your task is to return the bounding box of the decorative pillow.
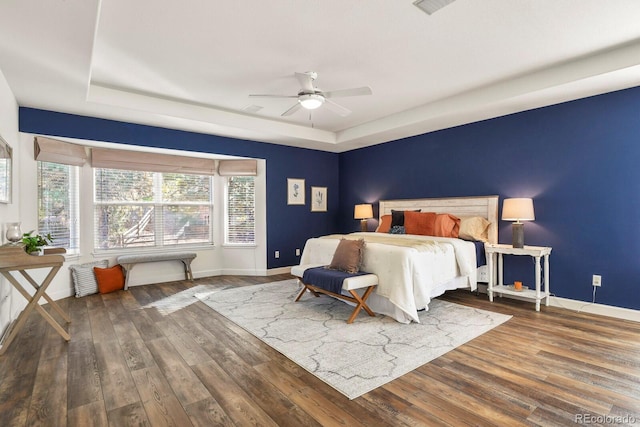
[404,211,436,236]
[328,239,365,274]
[459,216,491,242]
[434,213,461,238]
[376,215,392,233]
[390,209,421,227]
[94,264,126,294]
[389,225,405,234]
[69,260,109,297]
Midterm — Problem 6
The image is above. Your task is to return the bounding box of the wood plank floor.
[1,274,639,426]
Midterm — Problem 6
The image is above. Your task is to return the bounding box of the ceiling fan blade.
[281,102,303,117]
[323,99,351,117]
[249,94,297,98]
[323,86,372,99]
[295,72,315,93]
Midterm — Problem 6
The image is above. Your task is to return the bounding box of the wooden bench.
[291,264,378,324]
[117,252,197,290]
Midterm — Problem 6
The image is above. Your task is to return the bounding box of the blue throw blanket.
[302,267,370,295]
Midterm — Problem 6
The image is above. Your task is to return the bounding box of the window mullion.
[154,172,163,246]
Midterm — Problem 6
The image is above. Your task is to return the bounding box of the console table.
[0,245,68,356]
[485,243,552,311]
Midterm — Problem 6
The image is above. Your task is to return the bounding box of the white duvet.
[299,232,477,324]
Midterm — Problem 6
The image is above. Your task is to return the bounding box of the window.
[37,161,80,252]
[94,169,212,250]
[225,176,255,245]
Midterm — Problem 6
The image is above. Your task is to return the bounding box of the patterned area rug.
[197,279,511,399]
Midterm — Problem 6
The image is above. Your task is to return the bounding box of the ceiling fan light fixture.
[298,94,324,110]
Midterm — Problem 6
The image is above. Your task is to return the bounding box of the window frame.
[37,160,81,255]
[92,168,215,252]
[224,175,256,246]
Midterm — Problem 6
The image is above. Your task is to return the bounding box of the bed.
[298,195,498,323]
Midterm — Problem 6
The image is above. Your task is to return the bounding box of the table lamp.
[502,198,535,248]
[354,204,373,232]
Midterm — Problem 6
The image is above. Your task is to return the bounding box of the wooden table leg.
[20,268,70,323]
[0,267,70,357]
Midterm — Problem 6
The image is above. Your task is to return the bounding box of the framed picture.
[287,178,305,205]
[311,186,327,212]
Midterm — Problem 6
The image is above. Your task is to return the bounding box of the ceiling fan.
[249,72,372,117]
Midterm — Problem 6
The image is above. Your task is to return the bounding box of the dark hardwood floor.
[1,274,639,426]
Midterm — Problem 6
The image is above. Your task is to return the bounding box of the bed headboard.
[378,195,499,244]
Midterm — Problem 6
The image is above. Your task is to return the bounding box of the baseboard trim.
[549,296,640,322]
[475,283,640,323]
[266,266,292,276]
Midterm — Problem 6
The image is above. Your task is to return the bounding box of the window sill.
[221,243,258,249]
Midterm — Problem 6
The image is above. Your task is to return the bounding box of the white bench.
[291,264,378,324]
[117,252,197,290]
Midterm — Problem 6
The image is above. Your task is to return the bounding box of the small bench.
[291,264,378,324]
[117,252,197,290]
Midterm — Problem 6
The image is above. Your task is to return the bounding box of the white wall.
[0,68,20,337]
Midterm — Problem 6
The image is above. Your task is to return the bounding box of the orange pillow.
[434,214,461,238]
[376,215,391,233]
[94,264,125,294]
[404,211,436,236]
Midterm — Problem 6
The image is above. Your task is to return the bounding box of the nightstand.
[484,243,552,311]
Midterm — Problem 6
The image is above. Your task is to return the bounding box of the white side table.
[485,243,552,311]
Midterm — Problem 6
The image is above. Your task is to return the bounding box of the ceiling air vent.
[413,0,455,15]
[242,105,263,113]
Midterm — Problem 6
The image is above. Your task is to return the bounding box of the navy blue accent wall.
[20,108,340,268]
[339,87,640,310]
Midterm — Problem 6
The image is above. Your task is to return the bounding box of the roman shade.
[91,148,216,175]
[34,137,87,166]
[0,141,10,158]
[217,159,258,176]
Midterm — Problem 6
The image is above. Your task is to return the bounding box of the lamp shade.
[354,204,373,220]
[502,198,535,222]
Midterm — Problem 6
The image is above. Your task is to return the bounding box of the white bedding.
[299,232,478,324]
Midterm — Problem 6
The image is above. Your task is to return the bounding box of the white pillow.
[69,260,109,297]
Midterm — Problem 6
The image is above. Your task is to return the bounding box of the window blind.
[38,161,80,252]
[225,176,255,244]
[93,168,213,250]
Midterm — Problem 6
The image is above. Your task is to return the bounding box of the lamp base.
[512,223,524,248]
[360,219,368,232]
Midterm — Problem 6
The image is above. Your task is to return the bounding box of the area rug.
[197,279,511,399]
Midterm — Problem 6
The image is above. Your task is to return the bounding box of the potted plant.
[21,231,54,255]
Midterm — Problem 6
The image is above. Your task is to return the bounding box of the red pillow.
[434,214,461,238]
[404,211,436,236]
[377,215,392,233]
[94,264,125,294]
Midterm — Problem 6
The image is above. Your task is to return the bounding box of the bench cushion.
[293,264,378,292]
[117,252,196,264]
[302,266,371,294]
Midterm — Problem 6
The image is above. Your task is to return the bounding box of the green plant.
[21,231,54,254]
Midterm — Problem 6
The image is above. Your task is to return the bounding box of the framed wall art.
[311,186,327,212]
[287,178,305,205]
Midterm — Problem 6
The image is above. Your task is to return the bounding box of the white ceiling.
[2,0,640,152]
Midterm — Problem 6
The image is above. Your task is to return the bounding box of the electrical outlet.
[592,274,602,287]
[275,251,280,259]
[295,248,301,256]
